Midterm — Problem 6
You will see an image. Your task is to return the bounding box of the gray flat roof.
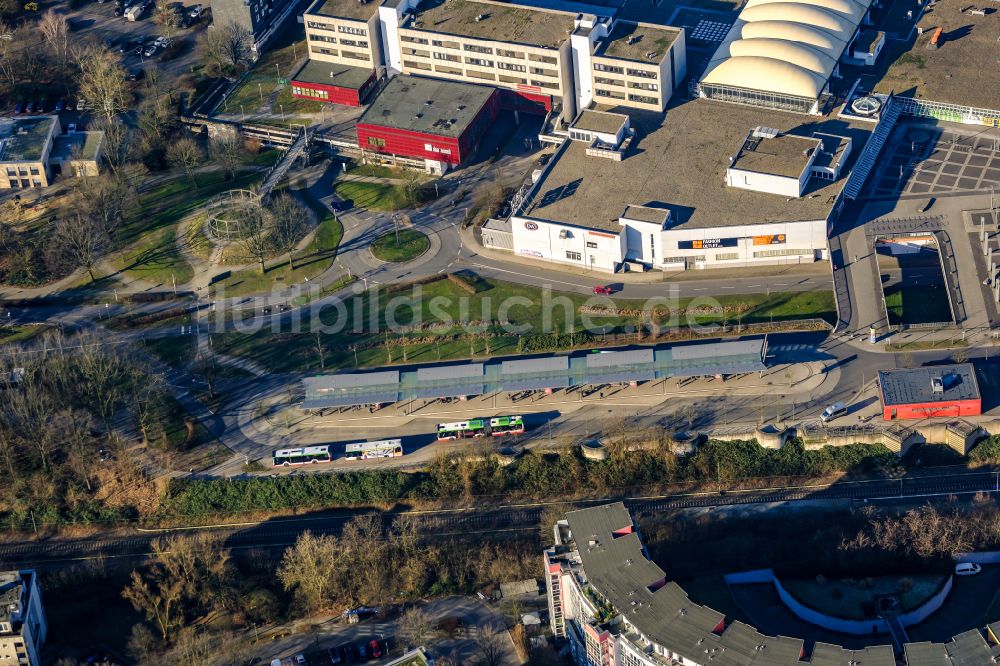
[945,630,1000,664]
[307,0,378,21]
[524,100,871,232]
[0,116,55,163]
[903,642,950,666]
[51,131,103,162]
[586,348,652,367]
[878,364,980,407]
[416,363,483,380]
[621,205,668,225]
[292,59,375,89]
[808,643,896,666]
[501,356,568,374]
[408,0,575,48]
[357,75,495,139]
[574,109,628,135]
[595,21,679,61]
[731,132,820,179]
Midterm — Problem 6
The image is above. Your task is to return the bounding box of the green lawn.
[334,180,420,211]
[225,27,309,114]
[209,206,343,298]
[884,284,953,325]
[0,325,50,345]
[113,170,266,286]
[211,275,837,373]
[371,229,429,263]
[781,574,948,620]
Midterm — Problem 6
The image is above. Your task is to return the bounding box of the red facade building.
[356,75,499,170]
[878,364,982,420]
[290,60,378,107]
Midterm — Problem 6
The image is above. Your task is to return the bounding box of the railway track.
[0,471,995,566]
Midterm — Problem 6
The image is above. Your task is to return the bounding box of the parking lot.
[5,0,213,114]
[867,122,1000,198]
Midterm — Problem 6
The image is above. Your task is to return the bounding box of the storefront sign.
[588,231,617,239]
[678,238,738,250]
[519,249,544,258]
[523,221,539,231]
[753,234,786,246]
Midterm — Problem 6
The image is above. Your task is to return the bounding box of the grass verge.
[210,276,836,373]
[371,229,429,263]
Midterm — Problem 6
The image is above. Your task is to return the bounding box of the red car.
[593,285,613,295]
[369,639,382,658]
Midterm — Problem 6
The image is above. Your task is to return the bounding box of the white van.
[955,562,982,576]
[821,402,848,423]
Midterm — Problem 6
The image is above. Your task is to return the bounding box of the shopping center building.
[504,101,868,272]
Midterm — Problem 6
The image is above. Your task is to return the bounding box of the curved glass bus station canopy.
[301,339,767,409]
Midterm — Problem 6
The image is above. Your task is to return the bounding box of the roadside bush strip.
[447,273,478,295]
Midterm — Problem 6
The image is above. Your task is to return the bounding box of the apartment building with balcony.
[299,0,686,117]
[0,571,46,666]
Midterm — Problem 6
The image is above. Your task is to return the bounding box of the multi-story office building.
[298,0,686,116]
[0,571,47,666]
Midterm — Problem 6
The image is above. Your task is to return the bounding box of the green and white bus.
[489,415,525,436]
[436,419,488,441]
[436,416,525,441]
[272,445,332,467]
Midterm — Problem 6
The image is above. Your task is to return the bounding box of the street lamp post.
[240,104,245,122]
[258,82,262,101]
[280,103,285,122]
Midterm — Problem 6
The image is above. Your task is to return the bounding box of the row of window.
[594,62,659,78]
[593,76,659,91]
[291,85,328,99]
[306,21,367,37]
[5,167,40,177]
[7,179,43,188]
[401,63,558,91]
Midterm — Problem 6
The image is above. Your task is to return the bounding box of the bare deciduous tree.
[268,192,307,269]
[398,606,434,648]
[52,211,108,282]
[76,46,131,120]
[210,132,245,180]
[202,22,252,73]
[277,531,342,613]
[153,3,180,40]
[474,623,508,666]
[236,198,270,274]
[166,137,203,186]
[38,10,70,69]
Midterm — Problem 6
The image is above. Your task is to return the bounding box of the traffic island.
[371,229,430,263]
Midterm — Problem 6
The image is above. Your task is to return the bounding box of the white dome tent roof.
[701,0,873,104]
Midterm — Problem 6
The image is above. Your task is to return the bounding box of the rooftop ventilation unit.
[752,126,780,139]
[931,376,945,393]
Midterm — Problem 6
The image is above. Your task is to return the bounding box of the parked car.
[368,640,381,659]
[113,3,124,15]
[64,100,74,111]
[294,655,307,666]
[187,3,202,17]
[327,646,343,664]
[24,101,34,113]
[354,644,367,661]
[35,100,45,113]
[143,43,157,57]
[153,36,171,48]
[956,562,982,576]
[76,98,87,110]
[13,102,22,113]
[820,401,848,423]
[54,99,64,112]
[593,285,613,295]
[128,67,145,81]
[118,38,135,53]
[537,153,551,166]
